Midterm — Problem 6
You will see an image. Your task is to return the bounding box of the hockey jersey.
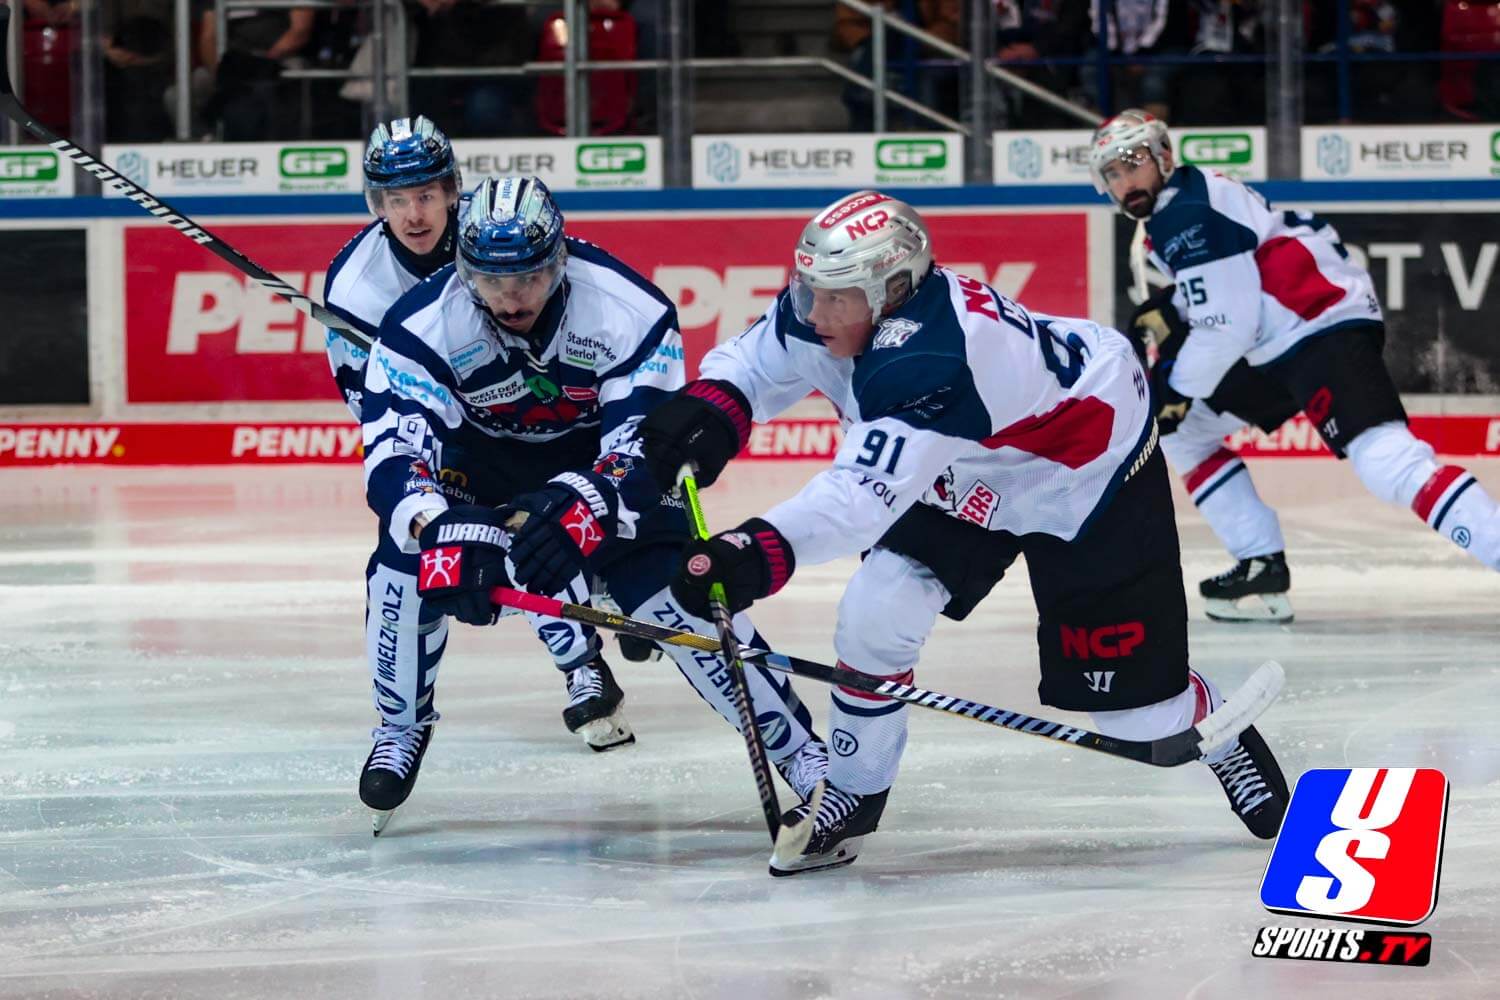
[323,220,452,421]
[700,266,1155,566]
[1145,164,1382,399]
[362,237,683,554]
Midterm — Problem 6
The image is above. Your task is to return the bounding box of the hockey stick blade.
[768,780,824,872]
[0,6,367,351]
[491,587,1287,768]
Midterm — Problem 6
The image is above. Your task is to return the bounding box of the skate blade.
[770,837,864,877]
[1204,594,1293,623]
[371,808,395,837]
[578,711,636,752]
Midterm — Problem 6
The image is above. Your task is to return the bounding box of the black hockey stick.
[0,7,370,353]
[490,585,1287,768]
[678,469,786,841]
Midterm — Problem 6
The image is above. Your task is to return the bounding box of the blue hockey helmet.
[456,176,568,306]
[363,116,461,213]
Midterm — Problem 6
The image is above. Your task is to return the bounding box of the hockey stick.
[676,468,786,841]
[489,585,1286,767]
[0,7,370,353]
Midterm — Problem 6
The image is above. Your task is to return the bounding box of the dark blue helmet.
[362,116,461,212]
[457,176,566,297]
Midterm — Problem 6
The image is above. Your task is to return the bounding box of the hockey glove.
[416,505,514,626]
[1150,359,1192,435]
[639,379,753,492]
[505,471,618,595]
[1129,284,1189,366]
[671,517,795,618]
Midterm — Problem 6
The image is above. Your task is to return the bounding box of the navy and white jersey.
[362,237,683,553]
[700,267,1154,566]
[323,221,444,420]
[1145,164,1381,398]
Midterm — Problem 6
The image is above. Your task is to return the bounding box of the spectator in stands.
[1174,0,1264,126]
[992,0,1091,129]
[1306,0,1439,122]
[21,0,78,135]
[535,0,640,135]
[1436,0,1500,119]
[410,0,533,137]
[832,0,964,130]
[103,0,175,142]
[1081,0,1192,122]
[197,1,315,140]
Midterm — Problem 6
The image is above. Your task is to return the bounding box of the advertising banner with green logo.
[451,137,661,191]
[993,127,1266,184]
[1302,125,1500,180]
[693,134,964,188]
[102,142,363,196]
[0,146,75,197]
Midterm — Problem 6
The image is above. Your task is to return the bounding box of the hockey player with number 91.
[638,191,1290,876]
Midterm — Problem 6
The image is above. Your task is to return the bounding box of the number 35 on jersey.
[1260,768,1449,926]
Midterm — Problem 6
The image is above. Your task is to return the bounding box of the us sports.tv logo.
[1261,767,1449,926]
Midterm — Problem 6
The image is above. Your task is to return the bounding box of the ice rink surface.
[1,458,1497,1000]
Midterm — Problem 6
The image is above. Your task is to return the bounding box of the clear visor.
[458,249,567,309]
[365,176,458,217]
[1092,143,1154,194]
[790,273,878,326]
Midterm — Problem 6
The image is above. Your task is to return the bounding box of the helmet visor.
[790,273,877,326]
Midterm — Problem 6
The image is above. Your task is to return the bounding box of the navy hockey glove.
[505,472,618,595]
[671,518,795,618]
[416,505,514,626]
[1150,359,1192,435]
[639,379,753,492]
[1129,284,1188,366]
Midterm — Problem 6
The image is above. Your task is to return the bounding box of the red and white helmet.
[790,190,933,323]
[1089,109,1174,207]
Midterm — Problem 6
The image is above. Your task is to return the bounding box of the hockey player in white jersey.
[1093,109,1500,621]
[638,191,1289,876]
[324,122,648,833]
[361,174,828,830]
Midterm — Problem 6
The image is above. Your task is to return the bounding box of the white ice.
[1,459,1497,999]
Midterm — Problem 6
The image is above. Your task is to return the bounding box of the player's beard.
[1122,189,1157,220]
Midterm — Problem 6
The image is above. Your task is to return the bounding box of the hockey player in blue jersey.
[324,121,655,833]
[1091,109,1500,622]
[638,191,1289,876]
[360,174,828,831]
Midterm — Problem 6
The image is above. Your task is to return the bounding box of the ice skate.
[774,737,829,802]
[360,717,436,836]
[769,781,889,877]
[1205,724,1289,839]
[1200,552,1293,623]
[563,656,635,751]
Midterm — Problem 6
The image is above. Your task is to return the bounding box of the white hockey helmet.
[1089,108,1174,209]
[790,190,933,324]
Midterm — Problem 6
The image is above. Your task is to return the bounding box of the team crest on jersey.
[593,452,635,480]
[1161,224,1207,263]
[873,318,922,350]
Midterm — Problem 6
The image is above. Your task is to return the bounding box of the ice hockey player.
[361,174,827,832]
[323,120,644,833]
[1092,109,1500,622]
[636,190,1289,876]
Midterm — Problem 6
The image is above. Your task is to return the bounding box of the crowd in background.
[13,0,1500,143]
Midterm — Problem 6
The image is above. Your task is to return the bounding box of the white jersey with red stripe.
[1145,164,1382,399]
[699,266,1155,566]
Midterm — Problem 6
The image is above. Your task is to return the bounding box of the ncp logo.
[1007,137,1043,180]
[578,142,646,174]
[705,140,741,183]
[876,139,947,170]
[0,150,58,182]
[280,146,348,178]
[1316,134,1352,177]
[1260,768,1449,926]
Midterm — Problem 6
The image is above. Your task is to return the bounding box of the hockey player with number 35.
[1092,109,1500,622]
[359,174,829,833]
[638,191,1290,876]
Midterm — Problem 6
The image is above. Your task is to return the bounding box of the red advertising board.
[121,211,1090,403]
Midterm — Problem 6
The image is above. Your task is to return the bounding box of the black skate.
[775,738,829,802]
[563,656,636,752]
[1200,552,1293,623]
[769,781,889,877]
[616,633,660,663]
[1206,725,1289,839]
[360,718,436,836]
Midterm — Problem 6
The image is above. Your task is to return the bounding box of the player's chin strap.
[677,466,785,842]
[490,583,1286,769]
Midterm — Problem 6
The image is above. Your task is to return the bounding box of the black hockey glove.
[416,505,514,626]
[505,471,618,596]
[639,379,753,492]
[671,517,795,618]
[1129,284,1189,366]
[1150,359,1192,435]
